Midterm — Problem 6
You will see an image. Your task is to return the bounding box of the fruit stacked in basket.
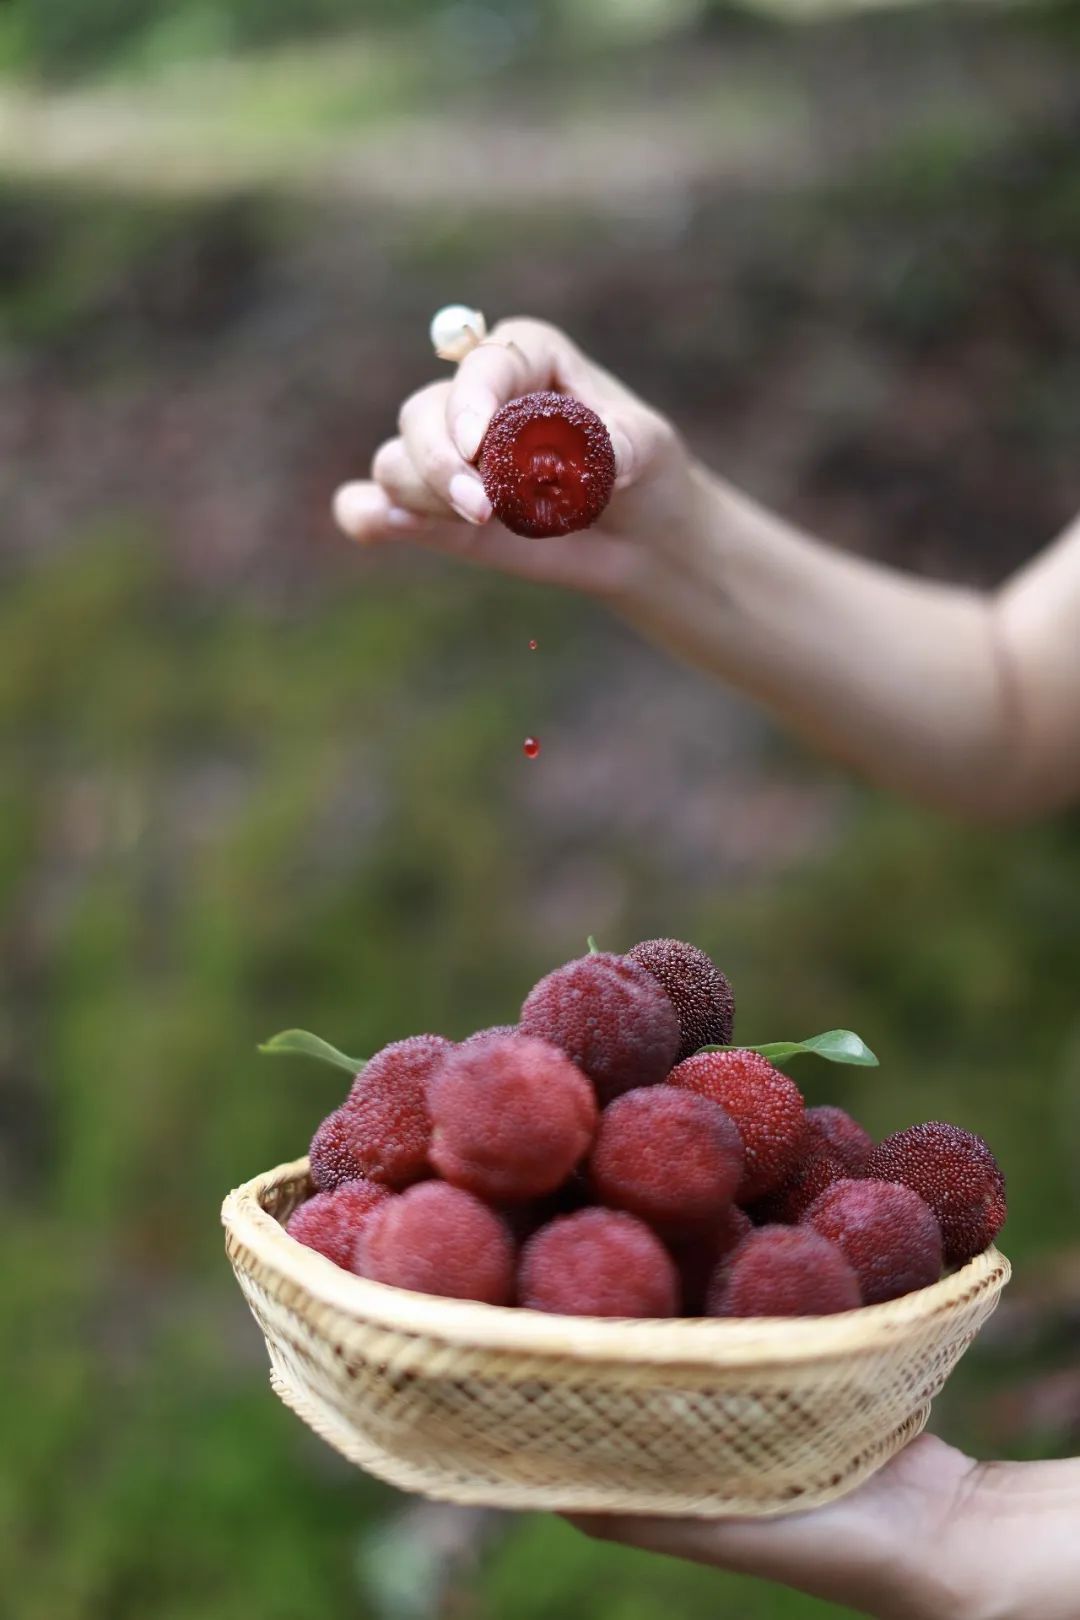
[265,938,1006,1320]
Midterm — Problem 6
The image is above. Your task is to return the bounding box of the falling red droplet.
[528,639,538,651]
[523,737,540,759]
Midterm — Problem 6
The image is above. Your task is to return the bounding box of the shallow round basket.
[222,1157,1010,1518]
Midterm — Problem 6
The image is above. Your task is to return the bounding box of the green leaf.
[257,1029,364,1075]
[586,935,600,954]
[696,1029,878,1068]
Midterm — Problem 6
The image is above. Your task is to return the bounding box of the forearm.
[621,468,1019,816]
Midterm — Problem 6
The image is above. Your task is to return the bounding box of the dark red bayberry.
[802,1178,943,1304]
[479,391,616,538]
[865,1122,1006,1267]
[803,1105,874,1176]
[521,951,679,1105]
[627,937,735,1062]
[589,1086,743,1236]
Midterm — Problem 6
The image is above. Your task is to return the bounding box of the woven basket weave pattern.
[223,1157,1010,1517]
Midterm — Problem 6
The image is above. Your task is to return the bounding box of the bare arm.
[629,477,1080,819]
[333,317,1080,820]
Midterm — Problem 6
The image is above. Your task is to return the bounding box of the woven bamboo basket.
[222,1156,1010,1518]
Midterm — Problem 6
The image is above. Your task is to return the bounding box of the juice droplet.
[528,639,538,651]
[523,736,540,759]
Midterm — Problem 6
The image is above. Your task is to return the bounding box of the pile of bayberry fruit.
[279,940,1007,1318]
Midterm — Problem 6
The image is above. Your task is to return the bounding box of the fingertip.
[448,472,493,525]
[332,481,397,543]
[332,481,369,535]
[452,407,489,463]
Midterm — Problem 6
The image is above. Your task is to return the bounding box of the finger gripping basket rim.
[222,1157,1010,1517]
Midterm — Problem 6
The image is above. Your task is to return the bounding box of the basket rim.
[222,1156,1011,1366]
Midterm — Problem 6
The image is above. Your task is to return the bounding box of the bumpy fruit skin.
[667,1050,805,1202]
[478,391,616,538]
[865,1122,1006,1267]
[310,1034,452,1192]
[518,1208,678,1317]
[428,1034,597,1203]
[520,952,679,1105]
[671,1204,752,1314]
[748,1150,846,1226]
[803,1105,874,1176]
[626,938,735,1062]
[309,1106,368,1192]
[286,1182,392,1270]
[706,1225,861,1318]
[461,1024,519,1045]
[354,1182,514,1304]
[802,1177,943,1304]
[589,1086,744,1235]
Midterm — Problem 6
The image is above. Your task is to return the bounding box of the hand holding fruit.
[332,317,706,604]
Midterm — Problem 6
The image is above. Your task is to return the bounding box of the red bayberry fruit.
[865,1122,1006,1267]
[671,1205,752,1314]
[309,1034,452,1192]
[803,1105,874,1176]
[626,938,735,1062]
[520,952,679,1105]
[518,1208,678,1317]
[706,1225,861,1318]
[748,1150,847,1226]
[478,391,616,538]
[589,1087,744,1235]
[802,1177,943,1304]
[354,1182,514,1304]
[286,1182,393,1271]
[309,1106,367,1193]
[667,1049,805,1202]
[461,1024,520,1045]
[428,1034,597,1203]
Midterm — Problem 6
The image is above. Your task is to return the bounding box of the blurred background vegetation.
[3,0,1080,1616]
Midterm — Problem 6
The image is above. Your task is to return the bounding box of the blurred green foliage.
[0,0,435,79]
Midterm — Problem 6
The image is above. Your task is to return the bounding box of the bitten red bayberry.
[478,391,616,538]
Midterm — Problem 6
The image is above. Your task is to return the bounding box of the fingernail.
[454,409,488,462]
[332,482,379,535]
[449,473,492,525]
[386,505,425,530]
